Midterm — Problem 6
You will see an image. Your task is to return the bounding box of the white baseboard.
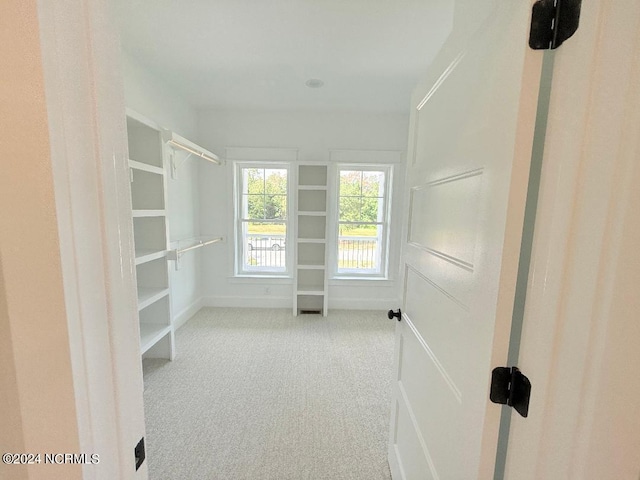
[172,297,204,331]
[202,296,291,309]
[200,295,400,311]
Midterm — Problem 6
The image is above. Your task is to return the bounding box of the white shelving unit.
[126,111,175,360]
[294,164,329,316]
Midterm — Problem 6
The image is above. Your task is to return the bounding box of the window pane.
[338,223,381,273]
[244,168,265,195]
[243,194,264,219]
[339,170,362,196]
[265,169,287,194]
[265,194,287,220]
[244,222,286,270]
[339,197,382,222]
[362,171,385,197]
[339,197,362,222]
[361,196,382,222]
[336,167,388,276]
[237,164,289,275]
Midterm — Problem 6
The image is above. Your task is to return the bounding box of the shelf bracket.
[170,150,194,179]
[167,249,183,270]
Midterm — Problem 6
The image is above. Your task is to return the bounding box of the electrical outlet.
[265,287,271,295]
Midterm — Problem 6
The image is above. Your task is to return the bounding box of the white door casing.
[389,1,542,478]
[37,0,148,478]
[505,1,640,478]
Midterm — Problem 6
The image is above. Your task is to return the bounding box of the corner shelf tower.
[126,111,174,360]
[294,164,329,316]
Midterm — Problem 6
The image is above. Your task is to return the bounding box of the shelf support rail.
[168,237,223,270]
[162,130,223,179]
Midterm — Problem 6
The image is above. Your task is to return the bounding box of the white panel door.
[389,1,542,478]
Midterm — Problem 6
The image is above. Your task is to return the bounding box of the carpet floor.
[142,307,395,480]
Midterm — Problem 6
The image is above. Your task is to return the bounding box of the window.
[235,164,289,275]
[335,165,391,277]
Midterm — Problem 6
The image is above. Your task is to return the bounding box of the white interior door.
[389,1,542,478]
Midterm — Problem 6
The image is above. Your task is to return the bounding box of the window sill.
[230,275,293,284]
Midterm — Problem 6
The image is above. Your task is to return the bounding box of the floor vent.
[300,309,322,315]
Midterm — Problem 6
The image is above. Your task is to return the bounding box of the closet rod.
[173,237,223,256]
[167,139,221,165]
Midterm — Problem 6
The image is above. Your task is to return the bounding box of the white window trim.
[233,161,293,277]
[329,164,393,279]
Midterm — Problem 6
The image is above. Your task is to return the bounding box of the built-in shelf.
[132,209,166,218]
[128,110,223,360]
[139,324,172,354]
[296,288,325,295]
[294,164,329,316]
[129,159,164,175]
[135,249,167,265]
[298,211,327,216]
[137,287,170,311]
[298,189,327,213]
[298,165,328,187]
[127,109,174,361]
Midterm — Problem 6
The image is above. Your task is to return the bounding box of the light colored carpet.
[142,308,395,480]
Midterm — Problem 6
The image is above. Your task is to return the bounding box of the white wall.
[197,109,409,310]
[122,52,197,139]
[122,52,203,325]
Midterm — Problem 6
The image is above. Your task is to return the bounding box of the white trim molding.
[201,295,401,312]
[173,297,205,331]
[203,296,291,309]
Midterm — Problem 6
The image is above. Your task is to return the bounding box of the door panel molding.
[395,381,440,480]
[405,264,470,312]
[401,314,463,403]
[408,173,483,267]
[411,50,468,167]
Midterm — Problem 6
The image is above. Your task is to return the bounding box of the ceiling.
[114,0,454,113]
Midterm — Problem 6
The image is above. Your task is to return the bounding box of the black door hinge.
[529,0,582,50]
[134,437,145,471]
[490,366,531,418]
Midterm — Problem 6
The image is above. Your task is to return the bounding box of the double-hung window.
[335,165,391,278]
[235,163,290,275]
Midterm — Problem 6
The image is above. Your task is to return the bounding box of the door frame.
[15,0,639,479]
[505,0,640,477]
[36,0,148,478]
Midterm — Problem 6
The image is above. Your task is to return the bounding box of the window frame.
[233,161,292,277]
[331,164,393,279]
